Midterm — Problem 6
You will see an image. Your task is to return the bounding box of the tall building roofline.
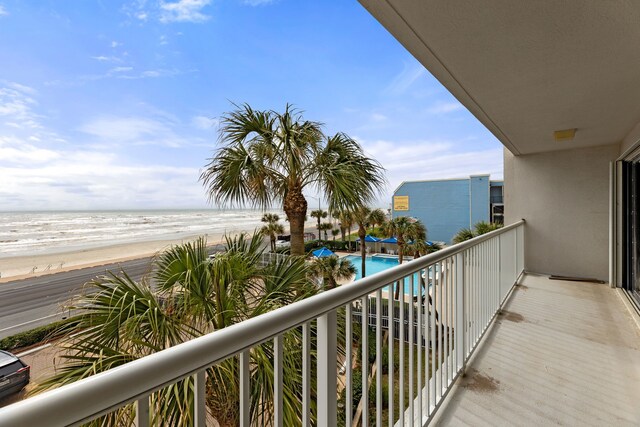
[393,174,499,194]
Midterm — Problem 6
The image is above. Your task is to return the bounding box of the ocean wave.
[0,209,274,256]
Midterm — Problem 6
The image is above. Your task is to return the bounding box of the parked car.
[0,350,30,400]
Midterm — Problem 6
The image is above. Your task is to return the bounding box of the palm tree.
[34,234,319,426]
[319,222,332,240]
[405,239,442,258]
[309,255,356,290]
[473,220,502,235]
[331,228,340,241]
[200,104,386,256]
[351,206,371,278]
[452,227,474,244]
[260,213,285,252]
[368,208,386,234]
[424,241,443,254]
[338,211,354,250]
[310,209,327,239]
[452,221,502,244]
[383,216,427,298]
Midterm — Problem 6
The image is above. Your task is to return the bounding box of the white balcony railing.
[0,221,525,427]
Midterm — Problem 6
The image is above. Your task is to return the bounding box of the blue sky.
[0,0,503,211]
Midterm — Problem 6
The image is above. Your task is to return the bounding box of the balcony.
[435,273,640,426]
[0,220,638,426]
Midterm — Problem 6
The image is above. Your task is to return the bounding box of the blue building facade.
[392,175,503,243]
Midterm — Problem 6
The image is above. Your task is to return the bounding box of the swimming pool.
[345,254,427,295]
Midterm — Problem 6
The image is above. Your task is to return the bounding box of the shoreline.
[0,220,321,283]
[0,233,228,283]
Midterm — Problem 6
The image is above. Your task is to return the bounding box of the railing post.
[135,394,150,427]
[497,234,502,313]
[455,252,465,375]
[274,335,284,427]
[362,296,369,427]
[517,224,525,274]
[240,351,250,427]
[317,311,337,427]
[302,323,311,427]
[194,371,206,427]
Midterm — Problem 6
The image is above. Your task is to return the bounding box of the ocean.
[0,210,279,257]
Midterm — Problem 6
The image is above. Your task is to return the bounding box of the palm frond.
[308,132,386,213]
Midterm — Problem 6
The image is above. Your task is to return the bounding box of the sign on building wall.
[393,195,409,211]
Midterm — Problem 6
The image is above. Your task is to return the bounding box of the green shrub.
[305,239,351,253]
[325,241,348,251]
[0,317,78,351]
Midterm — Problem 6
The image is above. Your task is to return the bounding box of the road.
[0,257,155,339]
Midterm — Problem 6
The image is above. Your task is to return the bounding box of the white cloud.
[160,0,212,23]
[141,70,161,77]
[192,115,217,130]
[0,5,7,16]
[0,155,206,210]
[357,137,503,199]
[122,0,150,22]
[80,67,187,82]
[91,55,122,63]
[427,101,463,114]
[159,35,168,45]
[109,66,134,73]
[0,85,42,128]
[6,82,37,95]
[127,68,185,79]
[79,116,165,142]
[79,116,185,147]
[110,41,122,48]
[385,63,427,95]
[0,136,61,164]
[0,82,208,210]
[370,113,387,122]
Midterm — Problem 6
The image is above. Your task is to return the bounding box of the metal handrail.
[0,220,524,427]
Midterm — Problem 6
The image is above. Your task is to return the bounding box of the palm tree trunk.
[270,235,276,252]
[284,184,308,256]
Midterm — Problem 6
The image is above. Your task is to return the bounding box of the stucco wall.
[620,121,640,156]
[470,175,490,225]
[393,179,470,243]
[504,145,619,281]
[393,176,496,243]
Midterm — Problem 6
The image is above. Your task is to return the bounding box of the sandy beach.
[0,219,322,282]
[0,233,229,282]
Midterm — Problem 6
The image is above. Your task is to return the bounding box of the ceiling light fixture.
[554,128,577,142]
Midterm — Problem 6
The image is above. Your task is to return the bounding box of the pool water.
[345,254,427,295]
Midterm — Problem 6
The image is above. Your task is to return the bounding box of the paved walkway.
[437,274,640,426]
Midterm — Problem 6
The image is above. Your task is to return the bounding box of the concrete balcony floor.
[436,274,640,426]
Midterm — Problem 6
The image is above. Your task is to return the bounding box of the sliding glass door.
[622,160,640,305]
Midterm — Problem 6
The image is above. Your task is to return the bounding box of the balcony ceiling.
[359,1,640,155]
